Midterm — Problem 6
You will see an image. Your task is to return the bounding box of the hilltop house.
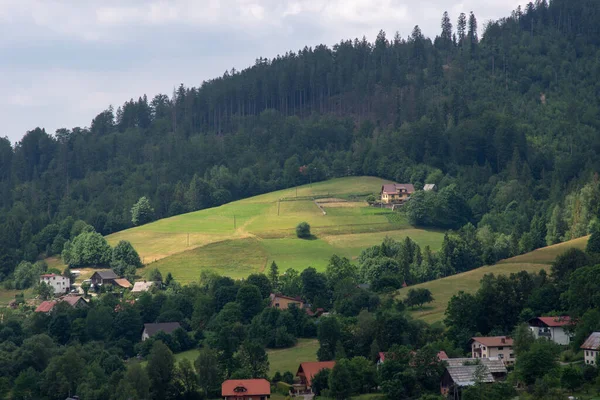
[132,281,156,294]
[528,316,573,345]
[471,336,515,365]
[294,361,336,395]
[380,184,415,204]
[269,293,304,310]
[39,274,70,295]
[90,270,131,289]
[581,332,600,365]
[221,379,270,400]
[141,322,181,341]
[441,358,507,400]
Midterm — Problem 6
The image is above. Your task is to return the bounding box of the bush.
[296,222,311,239]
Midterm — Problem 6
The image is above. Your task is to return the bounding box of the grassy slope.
[107,177,445,283]
[397,236,589,324]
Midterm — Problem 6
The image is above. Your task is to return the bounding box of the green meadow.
[397,236,589,324]
[107,177,445,283]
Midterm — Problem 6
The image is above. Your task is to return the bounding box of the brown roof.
[471,336,513,347]
[143,322,182,337]
[297,361,335,387]
[581,332,600,350]
[35,300,57,313]
[222,379,270,397]
[530,316,572,327]
[61,296,86,307]
[113,278,132,288]
[381,184,415,194]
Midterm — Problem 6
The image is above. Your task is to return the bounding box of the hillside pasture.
[107,177,445,283]
[397,236,589,324]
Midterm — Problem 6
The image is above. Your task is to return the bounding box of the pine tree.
[468,12,478,44]
[457,13,467,43]
[586,222,600,254]
[441,11,453,43]
[268,261,279,290]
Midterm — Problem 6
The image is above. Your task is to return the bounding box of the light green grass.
[105,176,445,283]
[267,339,319,375]
[397,236,590,324]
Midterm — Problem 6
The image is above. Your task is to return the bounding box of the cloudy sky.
[0,0,521,143]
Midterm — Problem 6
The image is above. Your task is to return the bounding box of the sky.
[0,0,522,143]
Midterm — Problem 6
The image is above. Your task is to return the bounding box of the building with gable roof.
[221,379,270,400]
[141,322,182,341]
[470,336,515,365]
[440,358,507,399]
[39,273,70,294]
[528,316,573,345]
[581,332,600,366]
[380,184,415,204]
[294,361,336,394]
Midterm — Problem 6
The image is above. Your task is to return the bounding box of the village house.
[528,316,573,345]
[380,184,415,204]
[294,361,335,395]
[132,281,156,294]
[90,270,131,289]
[39,274,70,295]
[269,293,304,310]
[581,332,600,366]
[440,358,507,400]
[470,336,515,365]
[221,379,270,400]
[141,322,182,341]
[34,296,88,313]
[424,183,436,191]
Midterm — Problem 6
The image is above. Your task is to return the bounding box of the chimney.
[501,337,506,344]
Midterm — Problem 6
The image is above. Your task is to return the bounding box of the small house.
[90,270,118,286]
[34,296,88,313]
[269,293,304,310]
[441,358,507,400]
[221,379,270,400]
[380,184,415,204]
[424,184,436,191]
[132,281,156,294]
[294,361,335,394]
[581,332,600,366]
[528,316,573,345]
[35,300,58,313]
[470,336,515,365]
[141,322,182,341]
[112,278,132,289]
[39,274,70,295]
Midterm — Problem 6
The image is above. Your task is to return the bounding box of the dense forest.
[1,0,600,282]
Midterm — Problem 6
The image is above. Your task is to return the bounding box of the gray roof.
[143,322,182,337]
[93,270,118,280]
[424,184,436,191]
[444,358,507,386]
[581,332,600,350]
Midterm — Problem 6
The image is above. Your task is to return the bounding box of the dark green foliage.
[62,231,111,268]
[147,341,175,399]
[112,240,142,268]
[295,222,311,239]
[515,340,560,385]
[246,274,272,298]
[131,196,155,226]
[328,359,353,400]
[311,368,330,396]
[586,222,600,254]
[236,284,263,322]
[404,288,433,308]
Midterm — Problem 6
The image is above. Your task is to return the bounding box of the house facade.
[221,379,270,400]
[294,361,335,394]
[39,274,70,294]
[471,337,515,365]
[380,184,415,204]
[581,332,600,366]
[528,316,573,345]
[90,270,118,286]
[269,293,304,310]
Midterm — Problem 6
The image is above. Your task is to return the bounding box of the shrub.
[296,222,311,239]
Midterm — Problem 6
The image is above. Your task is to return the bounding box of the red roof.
[35,300,57,313]
[61,296,85,307]
[221,379,270,397]
[297,361,336,386]
[532,316,572,327]
[471,336,514,347]
[437,351,449,360]
[378,352,386,362]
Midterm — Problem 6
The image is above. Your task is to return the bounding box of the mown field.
[397,236,589,324]
[107,177,445,283]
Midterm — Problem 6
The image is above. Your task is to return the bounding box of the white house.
[582,332,600,366]
[528,316,573,345]
[39,274,70,295]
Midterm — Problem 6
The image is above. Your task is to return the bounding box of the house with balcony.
[470,336,515,365]
[380,184,415,204]
[528,316,573,345]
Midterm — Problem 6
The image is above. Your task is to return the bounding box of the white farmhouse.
[582,332,600,366]
[39,274,70,295]
[528,316,573,345]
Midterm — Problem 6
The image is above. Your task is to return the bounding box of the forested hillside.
[1,0,600,280]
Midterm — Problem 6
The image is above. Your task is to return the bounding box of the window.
[498,354,504,359]
[498,347,504,350]
[587,351,589,357]
[509,353,514,358]
[483,346,486,350]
